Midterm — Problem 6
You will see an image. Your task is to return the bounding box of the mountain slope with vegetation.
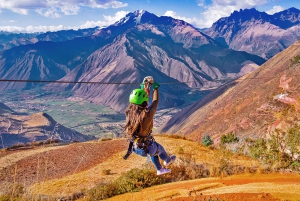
[158,39,300,143]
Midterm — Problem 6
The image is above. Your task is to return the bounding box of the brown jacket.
[138,88,159,137]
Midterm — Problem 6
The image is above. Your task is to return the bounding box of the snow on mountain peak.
[134,10,146,24]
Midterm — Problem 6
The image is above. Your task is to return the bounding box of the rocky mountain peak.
[113,10,158,26]
[226,8,269,25]
[273,7,300,28]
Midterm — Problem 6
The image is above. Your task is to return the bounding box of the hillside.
[158,40,300,142]
[106,173,300,201]
[1,136,299,201]
[0,102,95,148]
[0,136,258,195]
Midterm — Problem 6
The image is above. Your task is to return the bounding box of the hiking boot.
[163,155,176,167]
[157,167,171,175]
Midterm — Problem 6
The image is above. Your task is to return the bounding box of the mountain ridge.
[203,7,300,59]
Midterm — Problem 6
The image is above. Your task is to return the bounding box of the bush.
[87,168,164,200]
[177,146,184,154]
[0,183,24,201]
[102,169,111,175]
[87,152,212,200]
[290,55,300,67]
[289,161,300,171]
[221,132,239,144]
[202,134,213,146]
[100,138,112,141]
[247,138,268,161]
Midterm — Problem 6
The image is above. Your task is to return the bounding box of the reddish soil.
[106,173,300,201]
[172,193,280,201]
[0,139,127,186]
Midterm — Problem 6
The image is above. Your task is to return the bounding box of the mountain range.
[1,8,300,146]
[203,7,300,59]
[0,10,266,112]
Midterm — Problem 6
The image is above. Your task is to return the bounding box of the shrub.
[289,161,300,171]
[202,134,213,146]
[247,138,268,161]
[87,168,164,200]
[87,181,118,200]
[100,138,112,141]
[177,146,184,154]
[102,169,111,175]
[221,132,239,144]
[290,55,300,67]
[0,183,24,201]
[286,125,300,158]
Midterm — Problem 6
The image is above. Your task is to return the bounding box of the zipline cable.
[0,76,280,85]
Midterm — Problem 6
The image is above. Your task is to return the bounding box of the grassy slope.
[28,136,259,196]
[103,173,300,201]
[1,136,299,201]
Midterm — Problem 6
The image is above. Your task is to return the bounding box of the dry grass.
[2,135,298,201]
[28,136,259,197]
[102,173,300,201]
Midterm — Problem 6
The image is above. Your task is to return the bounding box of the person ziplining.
[123,76,176,175]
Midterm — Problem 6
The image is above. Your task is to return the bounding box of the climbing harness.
[123,132,155,159]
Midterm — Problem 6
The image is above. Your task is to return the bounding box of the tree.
[202,134,213,146]
[286,125,300,160]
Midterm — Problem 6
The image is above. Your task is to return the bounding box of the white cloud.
[0,0,128,18]
[164,11,201,27]
[197,0,205,7]
[103,10,129,23]
[80,11,128,28]
[266,6,285,15]
[0,25,70,33]
[0,10,128,32]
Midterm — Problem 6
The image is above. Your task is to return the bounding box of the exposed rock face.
[158,40,300,142]
[203,8,300,59]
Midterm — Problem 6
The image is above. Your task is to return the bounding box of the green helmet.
[129,89,149,105]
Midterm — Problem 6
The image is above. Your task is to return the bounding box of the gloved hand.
[152,81,160,89]
[143,76,154,85]
[140,76,160,89]
[140,76,154,89]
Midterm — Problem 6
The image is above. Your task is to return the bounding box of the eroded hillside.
[159,40,300,143]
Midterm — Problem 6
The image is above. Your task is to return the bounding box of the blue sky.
[0,0,299,33]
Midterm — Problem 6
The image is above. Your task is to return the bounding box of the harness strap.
[123,136,136,160]
[123,131,154,160]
